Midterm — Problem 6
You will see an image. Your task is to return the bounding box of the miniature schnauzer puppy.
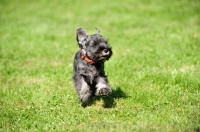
[73,28,113,103]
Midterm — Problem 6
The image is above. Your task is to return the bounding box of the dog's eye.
[93,43,97,47]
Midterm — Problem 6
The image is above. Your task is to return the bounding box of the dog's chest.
[78,61,103,77]
[85,64,100,76]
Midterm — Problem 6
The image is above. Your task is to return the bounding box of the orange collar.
[81,52,96,64]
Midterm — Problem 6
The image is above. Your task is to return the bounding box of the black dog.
[73,28,113,104]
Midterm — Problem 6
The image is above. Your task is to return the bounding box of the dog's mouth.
[103,54,110,58]
[94,55,108,62]
[98,54,111,61]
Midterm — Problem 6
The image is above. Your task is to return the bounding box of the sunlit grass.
[0,0,200,131]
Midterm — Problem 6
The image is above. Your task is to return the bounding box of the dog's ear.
[76,28,89,49]
[95,27,100,35]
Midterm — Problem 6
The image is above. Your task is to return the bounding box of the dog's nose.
[103,49,109,54]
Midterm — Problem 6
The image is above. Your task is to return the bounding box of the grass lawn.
[0,0,200,131]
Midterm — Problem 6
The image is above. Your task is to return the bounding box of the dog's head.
[76,28,112,63]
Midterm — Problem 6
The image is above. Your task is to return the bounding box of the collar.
[81,52,96,64]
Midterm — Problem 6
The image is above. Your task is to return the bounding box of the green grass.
[0,0,200,131]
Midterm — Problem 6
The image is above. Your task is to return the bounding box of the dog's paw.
[80,93,91,103]
[95,87,112,96]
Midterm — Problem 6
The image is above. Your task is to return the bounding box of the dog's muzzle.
[102,49,111,56]
[100,49,112,61]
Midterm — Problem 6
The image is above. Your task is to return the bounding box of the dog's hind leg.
[74,75,92,103]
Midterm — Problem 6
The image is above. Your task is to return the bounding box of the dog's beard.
[88,53,111,62]
[98,55,110,61]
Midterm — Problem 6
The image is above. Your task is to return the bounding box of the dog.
[73,28,113,104]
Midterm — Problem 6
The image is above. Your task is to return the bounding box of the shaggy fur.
[73,28,112,103]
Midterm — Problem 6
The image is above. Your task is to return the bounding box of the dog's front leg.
[95,76,112,96]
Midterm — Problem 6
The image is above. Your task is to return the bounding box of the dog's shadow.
[82,87,128,108]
